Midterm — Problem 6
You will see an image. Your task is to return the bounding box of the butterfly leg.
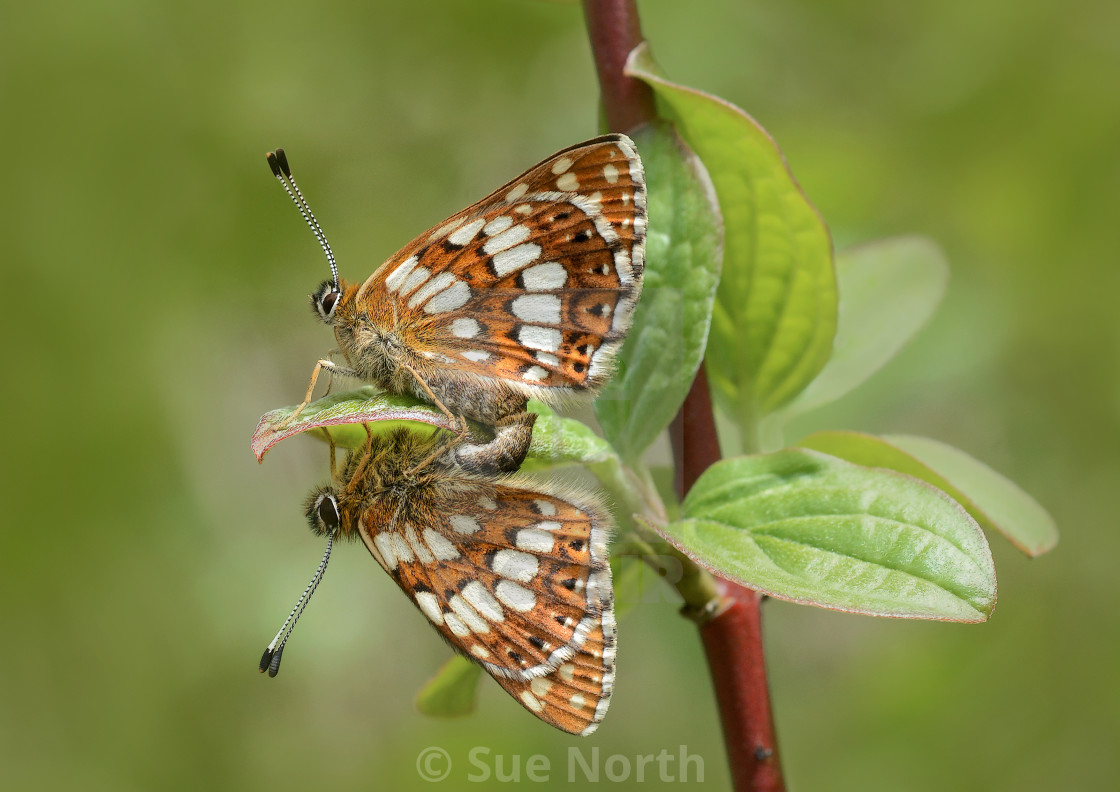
[344,424,376,495]
[284,358,363,424]
[398,360,470,438]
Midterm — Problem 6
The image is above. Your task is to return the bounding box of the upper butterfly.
[267,135,646,474]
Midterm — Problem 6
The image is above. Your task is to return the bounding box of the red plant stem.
[582,3,785,789]
[581,0,658,133]
[672,372,786,792]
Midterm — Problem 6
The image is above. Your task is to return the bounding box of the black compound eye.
[311,280,340,322]
[317,495,340,530]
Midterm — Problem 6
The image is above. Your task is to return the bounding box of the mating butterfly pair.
[260,135,646,735]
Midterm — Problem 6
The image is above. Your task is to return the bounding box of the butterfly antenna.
[258,529,335,677]
[266,149,340,290]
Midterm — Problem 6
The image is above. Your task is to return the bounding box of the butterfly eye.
[311,281,341,323]
[306,490,341,535]
[318,495,340,528]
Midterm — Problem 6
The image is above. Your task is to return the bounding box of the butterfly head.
[311,280,343,324]
[306,487,342,537]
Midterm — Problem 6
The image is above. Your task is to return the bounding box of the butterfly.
[260,427,617,736]
[267,135,646,475]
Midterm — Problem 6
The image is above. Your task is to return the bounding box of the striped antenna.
[259,530,335,677]
[266,149,340,289]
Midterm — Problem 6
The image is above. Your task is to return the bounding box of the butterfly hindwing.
[360,134,646,395]
[354,474,613,682]
[495,610,617,736]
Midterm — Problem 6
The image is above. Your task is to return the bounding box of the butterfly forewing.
[353,471,612,681]
[360,135,646,395]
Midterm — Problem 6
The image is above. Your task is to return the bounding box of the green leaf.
[799,431,1058,557]
[627,43,836,430]
[414,655,482,718]
[779,236,948,421]
[664,449,996,621]
[521,399,617,472]
[594,122,722,465]
[251,387,454,461]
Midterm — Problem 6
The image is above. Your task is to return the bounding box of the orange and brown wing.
[359,135,646,395]
[494,610,617,735]
[356,480,614,682]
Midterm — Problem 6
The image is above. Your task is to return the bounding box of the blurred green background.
[3,0,1117,789]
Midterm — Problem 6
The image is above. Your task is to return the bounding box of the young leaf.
[594,122,722,465]
[251,387,454,461]
[521,399,617,472]
[779,236,949,421]
[799,431,1058,557]
[663,449,997,621]
[415,655,483,718]
[626,43,836,430]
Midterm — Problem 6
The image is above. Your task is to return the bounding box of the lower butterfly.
[259,428,617,736]
[267,135,646,475]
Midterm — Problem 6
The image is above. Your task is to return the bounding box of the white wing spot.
[535,351,559,367]
[523,365,548,382]
[451,317,480,339]
[551,157,573,175]
[391,533,414,564]
[511,294,561,324]
[530,677,553,697]
[588,346,608,379]
[492,549,538,583]
[374,533,398,571]
[423,527,459,561]
[556,172,579,191]
[603,163,620,183]
[491,242,541,276]
[522,261,567,290]
[478,496,497,511]
[447,218,486,246]
[429,216,467,242]
[483,215,514,237]
[416,592,443,625]
[513,203,533,215]
[517,325,562,352]
[621,192,631,205]
[407,523,434,563]
[399,266,431,297]
[449,594,490,634]
[444,612,470,637]
[535,521,562,532]
[587,191,602,203]
[449,514,481,534]
[408,271,457,309]
[534,499,557,516]
[463,581,504,623]
[558,663,575,682]
[482,224,531,255]
[520,690,544,712]
[570,692,586,709]
[496,580,537,612]
[424,280,471,314]
[384,255,420,293]
[506,183,528,201]
[462,349,492,363]
[471,644,491,659]
[516,528,554,554]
